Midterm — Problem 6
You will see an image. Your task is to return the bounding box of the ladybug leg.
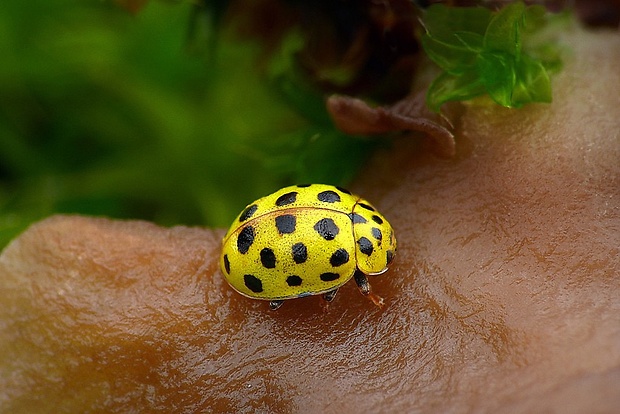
[323,288,339,303]
[320,288,339,311]
[269,300,284,310]
[353,269,385,308]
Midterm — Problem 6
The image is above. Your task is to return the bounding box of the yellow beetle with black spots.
[220,184,397,310]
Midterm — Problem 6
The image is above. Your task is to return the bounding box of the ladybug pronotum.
[220,184,397,310]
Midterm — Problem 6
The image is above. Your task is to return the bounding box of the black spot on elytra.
[330,248,349,267]
[335,186,351,195]
[276,191,297,206]
[286,275,303,286]
[260,248,276,269]
[372,215,384,225]
[275,214,296,234]
[320,272,340,282]
[317,190,341,203]
[314,218,339,240]
[292,242,308,264]
[239,204,258,222]
[371,227,382,241]
[223,254,230,274]
[358,236,374,256]
[244,274,263,293]
[348,212,367,224]
[237,226,255,254]
[359,203,375,212]
[296,184,312,188]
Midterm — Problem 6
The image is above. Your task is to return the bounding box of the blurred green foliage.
[0,0,377,248]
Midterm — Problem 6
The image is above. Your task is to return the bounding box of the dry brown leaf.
[327,92,457,158]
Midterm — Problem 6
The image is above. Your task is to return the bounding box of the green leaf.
[511,55,552,106]
[523,5,549,34]
[477,52,516,107]
[423,5,491,41]
[483,1,525,56]
[421,34,480,75]
[421,1,565,112]
[454,31,485,51]
[422,5,490,73]
[426,70,486,112]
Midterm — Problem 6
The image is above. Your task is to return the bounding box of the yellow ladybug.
[220,184,397,310]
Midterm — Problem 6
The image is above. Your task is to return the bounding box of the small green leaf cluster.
[421,2,564,112]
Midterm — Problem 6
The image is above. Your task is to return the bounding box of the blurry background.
[1,0,618,248]
[0,0,391,248]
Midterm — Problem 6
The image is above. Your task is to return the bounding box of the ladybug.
[220,184,397,310]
